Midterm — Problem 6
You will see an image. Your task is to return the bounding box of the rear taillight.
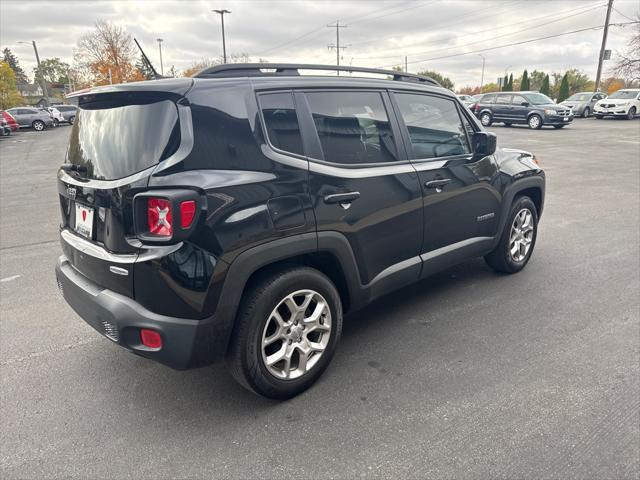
[180,200,196,229]
[147,198,172,237]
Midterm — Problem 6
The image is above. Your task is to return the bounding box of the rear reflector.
[147,198,172,236]
[180,200,196,229]
[140,329,162,349]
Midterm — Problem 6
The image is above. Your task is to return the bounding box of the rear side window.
[394,93,471,159]
[259,92,305,156]
[67,99,179,180]
[305,91,397,164]
[496,95,511,104]
[482,94,496,104]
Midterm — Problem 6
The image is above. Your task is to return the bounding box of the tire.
[484,196,538,274]
[480,112,492,127]
[32,120,45,131]
[553,125,565,129]
[503,122,512,127]
[627,107,636,120]
[226,266,343,399]
[528,114,542,129]
[53,119,59,127]
[582,107,590,118]
[68,116,75,125]
[595,114,604,119]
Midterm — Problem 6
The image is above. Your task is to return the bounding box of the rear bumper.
[55,255,221,369]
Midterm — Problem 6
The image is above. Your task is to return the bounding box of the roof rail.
[194,63,441,87]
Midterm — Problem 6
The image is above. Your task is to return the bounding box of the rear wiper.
[60,164,88,174]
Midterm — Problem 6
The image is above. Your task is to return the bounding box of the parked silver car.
[5,107,54,131]
[54,105,78,124]
[559,92,607,118]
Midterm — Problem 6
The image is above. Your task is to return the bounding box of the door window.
[394,93,471,159]
[258,92,305,156]
[495,95,511,104]
[305,91,397,164]
[482,94,496,104]
[512,95,527,105]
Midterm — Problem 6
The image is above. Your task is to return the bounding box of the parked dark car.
[5,106,54,131]
[1,110,19,132]
[55,64,545,399]
[55,105,78,124]
[474,91,573,129]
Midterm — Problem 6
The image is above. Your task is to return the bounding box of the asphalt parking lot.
[1,118,639,479]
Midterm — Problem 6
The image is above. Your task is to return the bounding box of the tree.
[0,61,24,109]
[2,48,28,84]
[74,20,144,85]
[182,53,255,77]
[502,74,508,91]
[508,73,514,91]
[481,82,500,93]
[612,15,640,84]
[558,73,570,102]
[520,70,530,91]
[540,74,550,96]
[36,58,71,84]
[528,70,546,91]
[416,70,454,90]
[135,54,155,80]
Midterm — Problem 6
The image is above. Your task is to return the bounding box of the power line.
[347,0,439,26]
[256,24,327,56]
[354,2,606,61]
[376,21,638,69]
[354,3,606,60]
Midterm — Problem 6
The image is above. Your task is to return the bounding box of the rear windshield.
[67,100,180,180]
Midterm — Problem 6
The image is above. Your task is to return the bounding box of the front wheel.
[485,196,538,274]
[582,107,590,118]
[528,114,542,129]
[227,266,343,399]
[480,112,492,127]
[627,107,636,120]
[53,119,59,127]
[32,120,45,131]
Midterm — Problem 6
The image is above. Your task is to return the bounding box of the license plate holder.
[74,203,94,239]
[563,117,569,121]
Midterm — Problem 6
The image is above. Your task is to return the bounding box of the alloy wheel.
[528,115,541,129]
[481,113,491,126]
[33,121,44,131]
[261,289,332,380]
[509,208,534,262]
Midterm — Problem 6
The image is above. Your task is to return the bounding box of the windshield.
[524,93,555,105]
[566,93,591,102]
[67,100,180,180]
[608,90,638,99]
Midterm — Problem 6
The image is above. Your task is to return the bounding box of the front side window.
[523,93,555,105]
[305,91,397,164]
[482,94,496,104]
[395,93,471,159]
[259,92,305,156]
[512,95,527,105]
[496,95,511,104]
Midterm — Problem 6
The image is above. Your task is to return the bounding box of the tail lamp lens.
[180,200,196,229]
[147,198,172,237]
[140,329,162,349]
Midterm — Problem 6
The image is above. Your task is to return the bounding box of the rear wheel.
[32,120,45,131]
[227,266,343,399]
[627,107,636,120]
[480,112,492,127]
[528,114,542,129]
[485,196,538,274]
[582,107,590,118]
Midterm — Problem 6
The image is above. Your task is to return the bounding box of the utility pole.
[213,9,231,64]
[156,38,164,76]
[478,54,486,92]
[18,40,50,106]
[595,0,614,92]
[327,21,348,75]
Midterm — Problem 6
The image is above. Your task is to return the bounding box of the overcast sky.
[1,0,638,88]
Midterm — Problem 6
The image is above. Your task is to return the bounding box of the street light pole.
[478,54,486,92]
[18,40,50,106]
[213,9,231,64]
[156,38,164,76]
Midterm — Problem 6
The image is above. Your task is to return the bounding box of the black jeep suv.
[55,64,545,399]
[474,91,573,129]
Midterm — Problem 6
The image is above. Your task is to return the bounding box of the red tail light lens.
[180,200,196,229]
[140,329,162,349]
[147,198,172,236]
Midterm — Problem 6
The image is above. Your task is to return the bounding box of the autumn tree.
[0,61,24,109]
[2,48,28,84]
[74,20,144,85]
[613,15,639,84]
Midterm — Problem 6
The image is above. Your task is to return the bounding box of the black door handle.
[425,179,451,188]
[324,192,360,204]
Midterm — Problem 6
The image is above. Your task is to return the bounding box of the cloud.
[1,0,637,88]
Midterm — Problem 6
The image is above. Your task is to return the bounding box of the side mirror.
[521,101,530,107]
[473,131,497,156]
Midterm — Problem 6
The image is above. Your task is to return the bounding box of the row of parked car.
[458,88,640,129]
[0,105,78,136]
